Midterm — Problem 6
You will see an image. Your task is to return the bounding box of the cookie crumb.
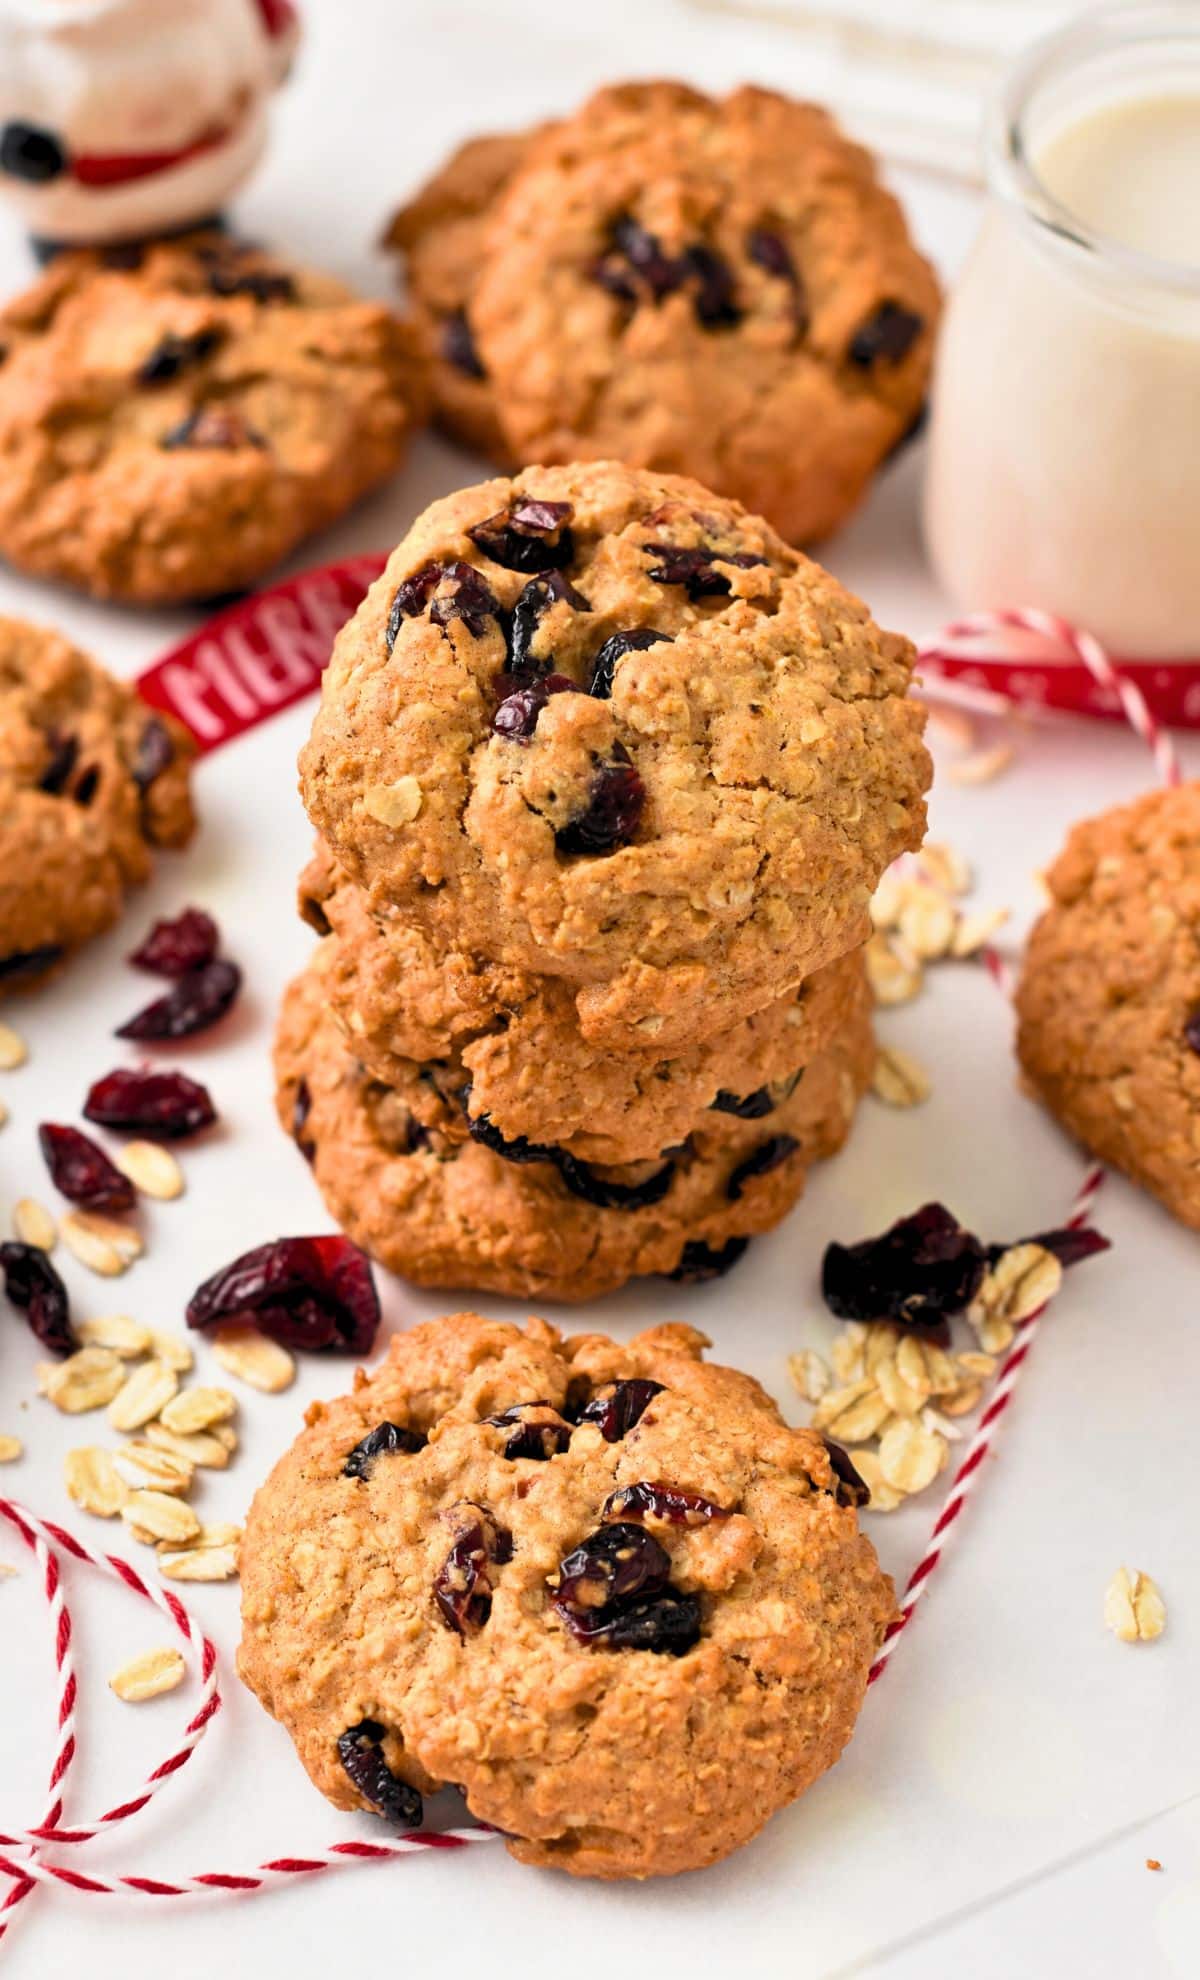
[1146,1858,1163,1872]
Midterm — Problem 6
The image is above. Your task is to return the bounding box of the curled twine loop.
[0,608,1181,1932]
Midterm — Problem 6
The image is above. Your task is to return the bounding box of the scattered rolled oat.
[113,1440,194,1495]
[0,1098,8,1129]
[947,740,1015,786]
[812,1377,892,1445]
[114,1140,184,1201]
[838,1448,904,1513]
[1104,1567,1167,1644]
[898,886,957,961]
[951,906,1010,959]
[42,1346,126,1414]
[788,1348,831,1405]
[64,1446,130,1517]
[144,1420,235,1470]
[159,1385,237,1435]
[12,1197,56,1251]
[144,1329,194,1374]
[0,1021,28,1070]
[107,1357,179,1433]
[970,1243,1063,1327]
[878,1416,947,1495]
[211,1324,296,1394]
[872,1045,931,1108]
[917,842,972,896]
[109,1646,186,1703]
[865,933,923,1007]
[60,1209,144,1277]
[75,1313,152,1358]
[158,1537,239,1582]
[120,1490,201,1546]
[0,1434,22,1463]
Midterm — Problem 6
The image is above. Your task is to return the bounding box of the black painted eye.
[0,123,67,184]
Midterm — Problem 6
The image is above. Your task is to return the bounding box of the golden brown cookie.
[238,1309,894,1878]
[0,232,421,604]
[299,460,929,1048]
[273,950,873,1300]
[1017,782,1200,1229]
[301,841,867,1167]
[0,617,195,991]
[389,83,938,544]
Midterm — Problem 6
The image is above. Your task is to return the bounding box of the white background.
[0,4,1197,1976]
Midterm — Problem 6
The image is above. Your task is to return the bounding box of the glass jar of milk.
[924,3,1200,659]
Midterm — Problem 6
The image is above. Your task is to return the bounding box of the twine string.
[0,607,1179,1921]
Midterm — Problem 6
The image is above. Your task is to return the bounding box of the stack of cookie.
[275,460,931,1301]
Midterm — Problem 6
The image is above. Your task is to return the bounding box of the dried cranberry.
[138,327,223,386]
[441,307,486,378]
[39,730,79,795]
[883,400,929,465]
[1186,1007,1200,1054]
[434,1503,512,1634]
[292,1079,315,1162]
[555,1522,670,1613]
[38,1123,135,1213]
[186,1235,380,1354]
[822,1438,870,1510]
[132,717,174,794]
[207,265,296,303]
[507,569,591,675]
[560,1587,701,1654]
[466,1109,674,1210]
[576,1379,664,1442]
[162,406,264,450]
[337,1721,423,1829]
[682,244,740,328]
[73,765,100,806]
[641,542,768,599]
[603,1481,730,1526]
[601,214,681,300]
[987,1225,1111,1271]
[0,944,63,983]
[746,227,809,330]
[822,1202,987,1336]
[343,1421,426,1480]
[386,560,501,648]
[848,301,923,368]
[84,1066,216,1140]
[468,499,575,574]
[116,958,241,1040]
[726,1134,800,1201]
[485,1401,572,1461]
[666,1236,750,1283]
[129,907,219,977]
[554,744,645,856]
[0,1241,76,1358]
[711,1084,776,1120]
[491,673,577,741]
[555,1148,674,1210]
[586,627,671,699]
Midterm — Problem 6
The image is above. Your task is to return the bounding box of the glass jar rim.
[987,0,1200,295]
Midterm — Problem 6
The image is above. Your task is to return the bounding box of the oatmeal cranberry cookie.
[301,842,867,1167]
[0,617,195,992]
[299,461,929,1048]
[384,128,547,461]
[389,82,938,544]
[238,1309,893,1878]
[274,953,873,1300]
[0,232,421,604]
[1017,783,1200,1230]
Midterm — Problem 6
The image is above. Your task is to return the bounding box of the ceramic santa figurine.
[0,0,299,249]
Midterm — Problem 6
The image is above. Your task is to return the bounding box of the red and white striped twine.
[0,608,1182,1930]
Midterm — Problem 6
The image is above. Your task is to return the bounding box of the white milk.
[925,58,1200,658]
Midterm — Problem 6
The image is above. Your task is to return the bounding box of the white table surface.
[0,4,1196,1976]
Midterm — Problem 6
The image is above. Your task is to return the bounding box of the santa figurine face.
[0,0,299,247]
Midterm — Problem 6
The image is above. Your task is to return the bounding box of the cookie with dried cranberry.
[393,82,938,544]
[384,127,549,461]
[0,232,421,604]
[299,460,929,1046]
[273,949,872,1301]
[301,840,867,1167]
[238,1309,893,1878]
[0,617,195,993]
[1017,782,1200,1230]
